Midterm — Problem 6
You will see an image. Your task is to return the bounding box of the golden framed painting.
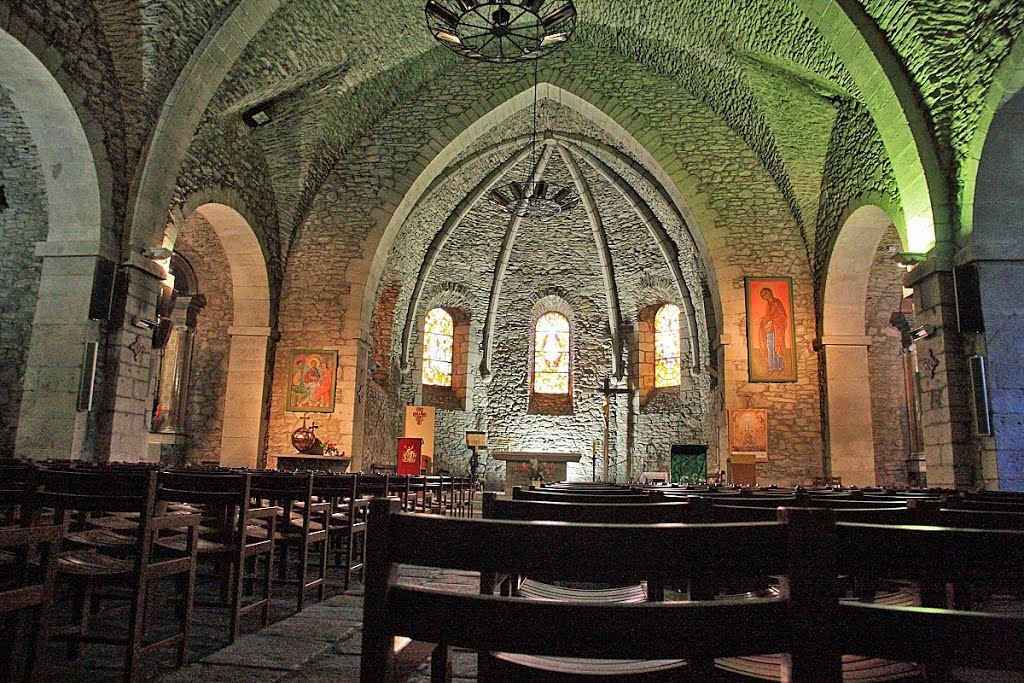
[286,349,338,413]
[745,277,797,382]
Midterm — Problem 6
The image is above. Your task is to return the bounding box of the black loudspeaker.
[88,257,116,321]
[954,263,984,334]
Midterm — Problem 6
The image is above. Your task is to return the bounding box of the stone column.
[148,295,204,462]
[819,336,876,487]
[96,256,166,462]
[956,238,1024,491]
[15,241,102,460]
[219,325,273,468]
[905,262,975,489]
[344,338,371,472]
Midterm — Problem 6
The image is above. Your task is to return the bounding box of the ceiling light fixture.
[425,1,576,63]
[487,61,576,220]
[241,105,273,128]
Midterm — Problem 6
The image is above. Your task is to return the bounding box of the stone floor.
[162,567,481,683]
[37,564,481,683]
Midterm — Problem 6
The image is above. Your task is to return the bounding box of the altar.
[491,451,582,495]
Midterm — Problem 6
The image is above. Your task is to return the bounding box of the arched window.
[533,312,571,395]
[421,308,454,387]
[654,303,682,388]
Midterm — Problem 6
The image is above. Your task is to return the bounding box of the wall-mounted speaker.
[88,257,116,321]
[954,263,985,334]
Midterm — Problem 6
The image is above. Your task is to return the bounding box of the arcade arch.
[1,27,108,461]
[161,199,273,468]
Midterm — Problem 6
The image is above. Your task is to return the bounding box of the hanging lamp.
[425,1,576,63]
[487,61,577,220]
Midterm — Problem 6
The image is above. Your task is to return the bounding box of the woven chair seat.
[65,527,136,549]
[58,548,134,577]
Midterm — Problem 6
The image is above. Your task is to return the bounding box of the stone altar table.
[491,451,582,495]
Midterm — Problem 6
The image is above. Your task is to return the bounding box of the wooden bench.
[362,498,836,682]
[483,493,705,604]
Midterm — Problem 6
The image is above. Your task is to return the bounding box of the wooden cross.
[596,378,629,482]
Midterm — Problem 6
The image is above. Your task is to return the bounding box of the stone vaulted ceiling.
[190,0,867,262]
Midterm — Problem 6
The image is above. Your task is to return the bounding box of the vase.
[531,479,543,489]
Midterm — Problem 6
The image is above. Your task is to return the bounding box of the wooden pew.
[836,520,1024,678]
[483,492,705,603]
[361,498,839,682]
[511,487,662,504]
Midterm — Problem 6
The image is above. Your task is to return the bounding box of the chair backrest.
[835,520,1024,671]
[250,471,315,511]
[361,499,837,681]
[483,492,703,524]
[357,474,390,498]
[34,467,159,517]
[311,472,358,500]
[511,487,662,504]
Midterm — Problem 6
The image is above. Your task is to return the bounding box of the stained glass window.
[654,303,682,388]
[533,312,570,394]
[421,308,454,387]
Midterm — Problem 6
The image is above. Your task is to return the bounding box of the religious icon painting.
[286,349,339,413]
[744,277,797,382]
[729,409,769,462]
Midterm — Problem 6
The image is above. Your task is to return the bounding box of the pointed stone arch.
[343,79,724,466]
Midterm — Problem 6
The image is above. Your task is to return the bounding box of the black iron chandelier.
[425,1,577,63]
[487,61,577,220]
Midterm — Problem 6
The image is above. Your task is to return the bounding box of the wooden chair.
[249,471,330,611]
[361,498,836,682]
[156,470,278,642]
[483,492,704,603]
[0,523,61,683]
[512,486,662,504]
[311,473,368,591]
[32,468,201,683]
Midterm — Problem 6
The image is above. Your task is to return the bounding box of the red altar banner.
[397,437,424,476]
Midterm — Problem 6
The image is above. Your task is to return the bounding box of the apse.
[368,99,714,485]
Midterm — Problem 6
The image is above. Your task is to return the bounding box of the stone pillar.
[905,263,975,488]
[148,295,204,463]
[15,241,102,460]
[967,255,1024,490]
[345,338,371,472]
[97,257,166,463]
[152,295,204,434]
[819,336,876,487]
[219,325,273,468]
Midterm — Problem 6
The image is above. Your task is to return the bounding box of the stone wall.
[0,88,46,456]
[175,212,233,465]
[866,225,911,487]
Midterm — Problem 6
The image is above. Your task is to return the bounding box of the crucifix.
[596,378,629,482]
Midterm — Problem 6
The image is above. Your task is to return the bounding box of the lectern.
[729,451,758,486]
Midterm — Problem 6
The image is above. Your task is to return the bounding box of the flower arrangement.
[323,440,344,458]
[522,458,549,481]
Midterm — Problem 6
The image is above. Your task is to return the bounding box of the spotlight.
[242,105,273,128]
[910,325,933,341]
[142,247,174,260]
